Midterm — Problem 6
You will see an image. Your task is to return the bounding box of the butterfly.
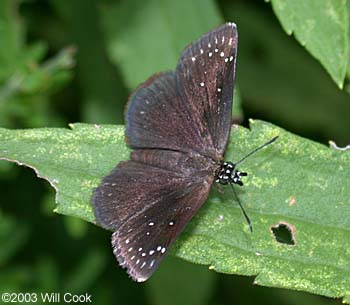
[93,22,277,282]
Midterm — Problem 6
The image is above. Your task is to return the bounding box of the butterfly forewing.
[126,72,206,155]
[176,23,237,159]
[126,23,237,159]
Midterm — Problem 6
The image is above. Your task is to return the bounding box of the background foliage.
[0,0,349,304]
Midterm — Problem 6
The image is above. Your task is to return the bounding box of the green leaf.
[268,0,349,89]
[100,0,222,89]
[0,121,349,302]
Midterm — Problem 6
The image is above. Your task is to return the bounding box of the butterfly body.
[216,161,248,186]
[93,23,239,281]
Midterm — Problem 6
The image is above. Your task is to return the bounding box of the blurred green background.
[0,0,349,304]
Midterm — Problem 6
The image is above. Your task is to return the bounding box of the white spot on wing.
[200,82,205,87]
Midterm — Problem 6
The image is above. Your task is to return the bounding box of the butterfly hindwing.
[93,150,214,281]
[112,173,212,281]
[94,158,183,230]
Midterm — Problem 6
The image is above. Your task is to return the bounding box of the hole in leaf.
[271,222,296,245]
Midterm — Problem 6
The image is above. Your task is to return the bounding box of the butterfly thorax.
[215,161,247,186]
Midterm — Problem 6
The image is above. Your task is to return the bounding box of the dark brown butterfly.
[93,22,277,282]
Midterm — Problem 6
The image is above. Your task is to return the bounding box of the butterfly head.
[215,161,248,186]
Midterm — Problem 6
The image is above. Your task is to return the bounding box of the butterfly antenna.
[235,136,279,166]
[229,183,253,232]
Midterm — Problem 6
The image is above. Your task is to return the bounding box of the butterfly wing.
[112,173,212,282]
[126,23,238,160]
[176,23,238,158]
[126,71,210,156]
[93,150,214,281]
